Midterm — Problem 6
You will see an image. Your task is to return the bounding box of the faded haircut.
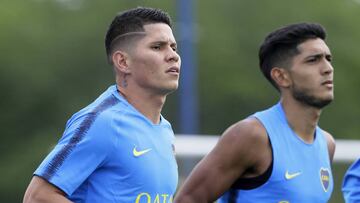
[259,22,326,90]
[105,7,172,64]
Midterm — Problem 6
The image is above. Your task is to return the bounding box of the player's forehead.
[297,38,331,57]
[141,23,176,44]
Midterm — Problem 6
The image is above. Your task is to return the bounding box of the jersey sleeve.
[34,111,116,195]
[343,159,360,203]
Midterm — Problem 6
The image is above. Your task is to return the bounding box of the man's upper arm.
[23,176,72,203]
[174,118,268,203]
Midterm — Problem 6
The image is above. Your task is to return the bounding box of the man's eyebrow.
[151,40,177,46]
[305,52,331,58]
[308,53,323,58]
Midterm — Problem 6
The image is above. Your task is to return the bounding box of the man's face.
[126,23,181,95]
[288,38,334,109]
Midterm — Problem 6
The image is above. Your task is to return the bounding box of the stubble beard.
[291,84,333,109]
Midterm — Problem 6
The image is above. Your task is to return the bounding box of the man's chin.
[168,83,179,91]
[159,85,178,95]
[310,98,333,109]
[294,94,333,109]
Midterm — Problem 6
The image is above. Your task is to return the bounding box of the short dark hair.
[105,7,173,64]
[259,22,326,89]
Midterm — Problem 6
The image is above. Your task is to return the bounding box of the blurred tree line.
[1,0,359,202]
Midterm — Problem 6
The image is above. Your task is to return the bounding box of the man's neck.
[281,97,322,143]
[117,84,166,124]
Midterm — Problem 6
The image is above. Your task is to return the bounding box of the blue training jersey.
[218,102,333,203]
[343,158,360,203]
[34,85,178,203]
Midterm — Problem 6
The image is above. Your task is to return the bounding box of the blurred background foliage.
[1,0,359,202]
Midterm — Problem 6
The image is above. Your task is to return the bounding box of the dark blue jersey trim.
[230,137,273,190]
[42,95,119,180]
[228,189,238,203]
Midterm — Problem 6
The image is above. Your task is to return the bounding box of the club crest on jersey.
[320,167,330,192]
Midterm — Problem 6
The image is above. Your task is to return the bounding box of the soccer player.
[343,158,360,202]
[23,7,180,203]
[174,22,335,203]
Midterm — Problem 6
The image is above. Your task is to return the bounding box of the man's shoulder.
[222,117,267,144]
[214,117,271,171]
[61,97,125,139]
[320,129,334,140]
[217,117,269,164]
[79,85,121,114]
[317,128,335,147]
[319,129,336,161]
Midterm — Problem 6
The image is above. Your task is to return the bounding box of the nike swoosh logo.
[285,170,302,180]
[133,146,152,157]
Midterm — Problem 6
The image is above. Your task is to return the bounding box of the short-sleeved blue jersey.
[218,102,333,203]
[343,159,360,203]
[35,85,178,203]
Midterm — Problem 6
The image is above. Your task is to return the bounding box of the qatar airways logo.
[135,193,173,203]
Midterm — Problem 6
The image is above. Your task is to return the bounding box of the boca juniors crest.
[320,168,330,192]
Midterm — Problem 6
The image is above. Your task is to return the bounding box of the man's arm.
[23,176,73,203]
[174,118,271,203]
[343,159,360,202]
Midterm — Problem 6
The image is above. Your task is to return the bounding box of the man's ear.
[270,67,291,88]
[112,50,131,74]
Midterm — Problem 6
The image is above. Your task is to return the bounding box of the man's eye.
[307,57,319,63]
[152,46,161,50]
[326,56,332,62]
